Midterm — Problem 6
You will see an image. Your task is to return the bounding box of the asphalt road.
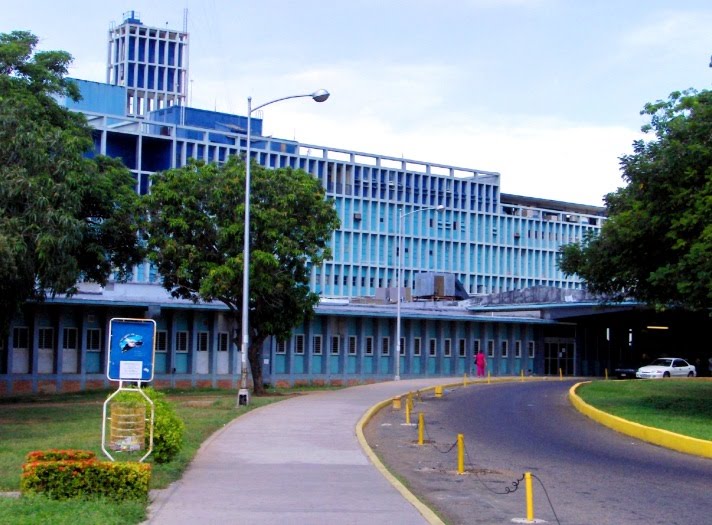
[428,380,712,524]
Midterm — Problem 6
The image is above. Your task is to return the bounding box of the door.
[37,327,55,374]
[62,328,79,373]
[217,332,230,374]
[196,331,209,374]
[544,339,576,376]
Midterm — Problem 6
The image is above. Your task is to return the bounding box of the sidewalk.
[145,378,455,525]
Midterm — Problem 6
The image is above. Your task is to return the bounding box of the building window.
[218,332,229,352]
[458,338,466,357]
[62,328,78,350]
[295,334,305,355]
[331,336,340,355]
[399,337,405,356]
[515,340,522,358]
[156,331,168,352]
[528,341,536,358]
[176,331,189,353]
[365,336,373,355]
[348,335,357,355]
[313,335,322,355]
[38,328,54,350]
[429,338,437,356]
[86,328,101,351]
[197,332,209,352]
[444,338,452,357]
[487,340,495,358]
[13,327,29,350]
[473,339,480,355]
[501,340,508,358]
[413,337,421,356]
[276,340,287,354]
[381,337,390,356]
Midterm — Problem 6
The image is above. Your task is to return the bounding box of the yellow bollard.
[525,472,534,521]
[605,368,609,380]
[457,434,465,475]
[463,373,468,387]
[435,385,443,398]
[559,368,563,381]
[407,392,414,410]
[418,413,425,445]
[520,369,524,382]
[392,396,401,410]
[405,400,411,425]
[487,371,491,384]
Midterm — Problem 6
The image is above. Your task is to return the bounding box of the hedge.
[20,450,151,501]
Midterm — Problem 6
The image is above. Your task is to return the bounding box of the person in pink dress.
[475,350,486,377]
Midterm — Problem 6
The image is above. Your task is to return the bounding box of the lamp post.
[395,204,445,381]
[238,89,330,406]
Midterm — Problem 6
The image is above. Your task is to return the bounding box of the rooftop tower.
[106,10,189,117]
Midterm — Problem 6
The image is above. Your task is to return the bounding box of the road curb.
[355,376,552,525]
[356,389,447,525]
[569,382,712,459]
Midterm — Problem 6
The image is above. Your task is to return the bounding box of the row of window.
[276,335,536,359]
[10,327,101,352]
[8,328,535,360]
[8,328,229,354]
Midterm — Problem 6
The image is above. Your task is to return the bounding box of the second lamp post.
[395,204,444,380]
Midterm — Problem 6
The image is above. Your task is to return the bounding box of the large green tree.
[0,31,144,327]
[143,157,340,394]
[559,89,712,310]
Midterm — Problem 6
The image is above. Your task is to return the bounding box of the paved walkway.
[146,378,455,524]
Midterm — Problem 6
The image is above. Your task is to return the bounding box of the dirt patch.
[363,398,535,525]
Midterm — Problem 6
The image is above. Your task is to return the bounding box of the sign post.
[101,318,157,462]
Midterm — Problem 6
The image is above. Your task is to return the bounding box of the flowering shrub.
[25,449,96,462]
[20,450,151,501]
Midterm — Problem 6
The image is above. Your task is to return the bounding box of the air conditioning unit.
[353,212,362,221]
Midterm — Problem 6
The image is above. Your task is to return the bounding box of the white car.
[636,358,696,379]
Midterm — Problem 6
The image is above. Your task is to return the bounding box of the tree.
[559,89,712,311]
[142,157,340,394]
[0,31,144,327]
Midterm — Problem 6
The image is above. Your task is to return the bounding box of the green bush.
[20,452,151,501]
[25,450,96,462]
[112,387,184,464]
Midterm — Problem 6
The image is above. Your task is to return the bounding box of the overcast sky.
[3,1,711,205]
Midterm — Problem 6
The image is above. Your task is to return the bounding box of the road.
[430,380,712,524]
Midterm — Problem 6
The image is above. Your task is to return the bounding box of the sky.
[2,0,711,206]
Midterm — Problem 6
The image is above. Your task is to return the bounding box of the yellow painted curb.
[356,394,447,525]
[569,382,712,459]
[356,376,551,525]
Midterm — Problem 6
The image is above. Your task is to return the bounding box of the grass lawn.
[576,379,712,441]
[0,387,309,524]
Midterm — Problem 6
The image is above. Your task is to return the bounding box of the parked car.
[636,358,696,379]
[613,363,639,379]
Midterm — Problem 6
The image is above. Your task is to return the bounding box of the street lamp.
[395,204,445,380]
[238,89,330,406]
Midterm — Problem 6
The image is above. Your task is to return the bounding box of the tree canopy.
[0,31,144,327]
[559,89,712,311]
[142,157,340,393]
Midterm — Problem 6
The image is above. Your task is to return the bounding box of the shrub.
[112,387,184,464]
[20,451,151,501]
[25,450,96,462]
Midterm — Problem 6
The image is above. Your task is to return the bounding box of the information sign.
[107,318,156,382]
